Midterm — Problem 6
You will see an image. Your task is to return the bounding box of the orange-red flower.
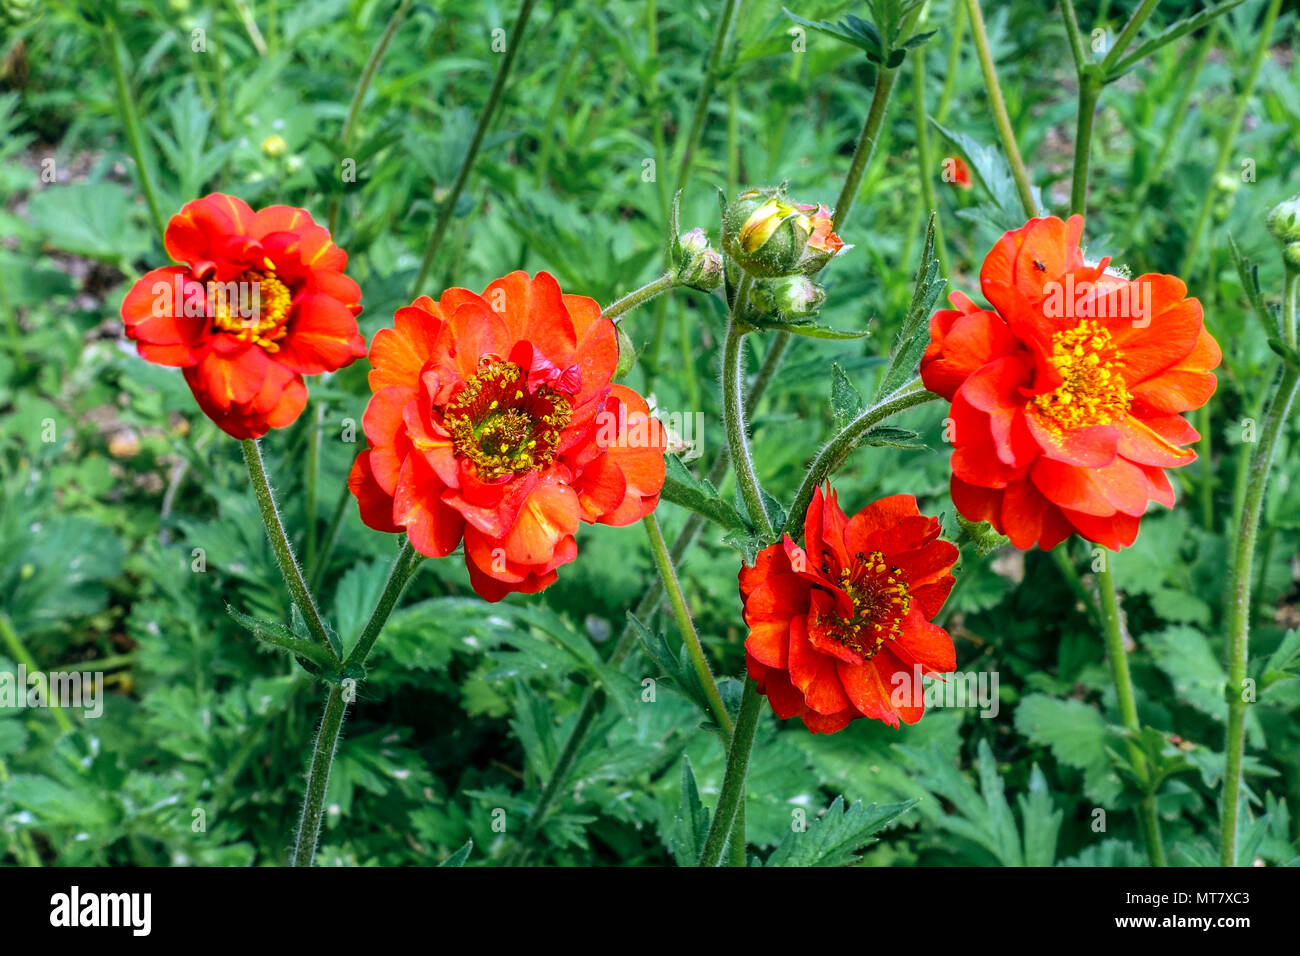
[349,271,665,601]
[739,486,958,733]
[120,193,366,439]
[921,215,1220,551]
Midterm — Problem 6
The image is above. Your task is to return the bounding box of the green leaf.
[1262,629,1300,690]
[1014,694,1123,805]
[1018,765,1063,866]
[1104,1,1246,81]
[875,214,945,399]
[659,454,749,531]
[931,119,1043,222]
[830,362,865,430]
[26,182,148,262]
[766,795,917,866]
[665,757,712,866]
[226,605,337,670]
[1227,233,1277,339]
[861,424,927,450]
[1145,626,1228,721]
[439,840,473,866]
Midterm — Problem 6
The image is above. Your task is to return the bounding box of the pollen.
[1032,320,1131,431]
[444,360,571,481]
[209,269,293,352]
[820,550,912,661]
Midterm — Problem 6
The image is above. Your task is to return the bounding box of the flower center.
[444,360,571,481]
[821,550,912,660]
[209,269,293,352]
[1031,319,1131,430]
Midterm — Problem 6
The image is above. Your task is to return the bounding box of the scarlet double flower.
[921,215,1220,550]
[739,486,959,733]
[120,194,366,439]
[349,271,666,601]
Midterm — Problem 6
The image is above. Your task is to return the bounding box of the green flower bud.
[614,325,637,378]
[721,187,847,278]
[1266,195,1300,244]
[750,275,826,320]
[674,228,723,292]
[1284,241,1300,270]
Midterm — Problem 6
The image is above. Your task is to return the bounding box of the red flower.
[120,194,365,439]
[921,215,1220,551]
[739,486,958,733]
[944,156,972,189]
[349,271,665,601]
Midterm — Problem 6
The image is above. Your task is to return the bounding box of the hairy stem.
[1221,267,1299,866]
[603,273,677,324]
[963,0,1037,218]
[644,513,732,734]
[1098,562,1166,867]
[241,439,339,665]
[722,279,775,540]
[697,677,763,866]
[291,683,346,866]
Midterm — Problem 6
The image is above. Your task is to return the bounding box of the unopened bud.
[750,275,826,320]
[721,187,845,278]
[261,134,288,159]
[1266,194,1300,244]
[675,228,723,291]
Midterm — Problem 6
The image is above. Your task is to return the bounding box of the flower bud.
[1284,241,1300,270]
[750,275,826,320]
[674,228,724,292]
[261,134,289,159]
[722,187,846,278]
[1266,194,1300,244]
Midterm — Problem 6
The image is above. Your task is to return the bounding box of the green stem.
[963,0,1036,219]
[1142,23,1215,196]
[644,513,732,734]
[328,0,415,234]
[1097,562,1166,867]
[1060,0,1087,75]
[934,0,966,124]
[1097,0,1160,76]
[697,677,763,866]
[603,273,677,324]
[1178,0,1281,280]
[240,439,340,665]
[507,327,792,865]
[911,54,949,278]
[307,480,351,593]
[1221,267,1300,866]
[1069,75,1102,218]
[303,403,323,572]
[411,0,537,296]
[0,614,74,735]
[784,382,939,535]
[343,538,422,670]
[672,0,742,196]
[722,280,774,540]
[108,25,167,245]
[833,64,900,231]
[291,683,346,866]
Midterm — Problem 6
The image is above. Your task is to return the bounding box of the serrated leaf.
[660,454,750,531]
[875,214,945,399]
[861,424,927,450]
[1227,233,1277,339]
[766,795,917,866]
[226,605,337,669]
[666,758,712,866]
[1014,694,1123,805]
[1105,0,1245,80]
[931,119,1044,222]
[831,362,866,429]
